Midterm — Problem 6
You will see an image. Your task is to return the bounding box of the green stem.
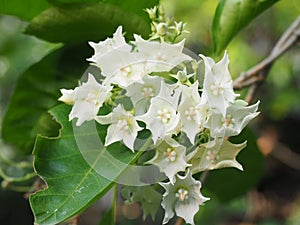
[112,184,118,224]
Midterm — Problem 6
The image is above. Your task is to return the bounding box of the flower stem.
[175,217,184,225]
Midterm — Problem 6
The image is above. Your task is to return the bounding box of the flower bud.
[156,23,168,36]
[177,70,188,83]
[146,6,157,20]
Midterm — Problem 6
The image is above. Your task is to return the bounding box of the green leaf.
[212,0,279,56]
[0,0,50,21]
[30,104,146,225]
[2,45,91,154]
[26,0,158,43]
[47,0,99,6]
[204,128,264,202]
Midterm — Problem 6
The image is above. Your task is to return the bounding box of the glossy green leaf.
[212,0,279,56]
[47,0,99,6]
[30,104,145,225]
[26,0,158,43]
[2,45,91,154]
[204,128,264,202]
[0,0,50,21]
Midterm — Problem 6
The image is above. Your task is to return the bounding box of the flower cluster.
[59,10,259,225]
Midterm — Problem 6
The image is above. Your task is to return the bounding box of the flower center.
[120,66,132,77]
[210,82,224,96]
[164,147,177,162]
[184,106,196,121]
[116,119,129,131]
[175,188,189,201]
[141,86,155,98]
[156,52,166,61]
[157,108,171,124]
[222,115,235,128]
[206,150,219,163]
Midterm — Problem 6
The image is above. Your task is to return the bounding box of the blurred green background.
[0,0,300,224]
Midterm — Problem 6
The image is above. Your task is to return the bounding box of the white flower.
[134,35,191,73]
[66,73,112,126]
[147,137,189,183]
[125,75,163,115]
[178,82,203,143]
[58,87,78,105]
[195,94,211,127]
[87,26,132,77]
[95,104,142,151]
[105,61,147,88]
[205,100,260,138]
[200,52,238,116]
[160,170,209,225]
[136,81,181,143]
[88,26,146,87]
[188,138,246,173]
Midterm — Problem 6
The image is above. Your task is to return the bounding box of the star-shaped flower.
[178,81,203,143]
[125,75,163,115]
[87,26,132,77]
[147,137,189,183]
[160,170,209,225]
[134,35,192,73]
[88,26,152,87]
[136,81,181,143]
[188,138,246,173]
[58,87,78,105]
[205,100,260,138]
[95,104,142,151]
[200,52,238,116]
[60,73,112,126]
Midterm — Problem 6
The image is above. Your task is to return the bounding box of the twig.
[175,217,184,225]
[271,142,300,171]
[233,15,300,103]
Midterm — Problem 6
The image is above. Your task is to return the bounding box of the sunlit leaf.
[47,0,99,5]
[212,0,279,56]
[26,0,158,43]
[30,104,144,225]
[0,0,50,21]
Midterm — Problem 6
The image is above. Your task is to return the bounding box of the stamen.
[210,82,224,96]
[222,115,235,128]
[184,106,196,121]
[175,188,189,201]
[164,147,177,162]
[142,86,155,98]
[120,66,132,77]
[157,108,172,124]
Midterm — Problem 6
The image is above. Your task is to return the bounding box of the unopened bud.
[156,23,168,36]
[177,71,188,83]
[175,21,185,34]
[146,6,157,20]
